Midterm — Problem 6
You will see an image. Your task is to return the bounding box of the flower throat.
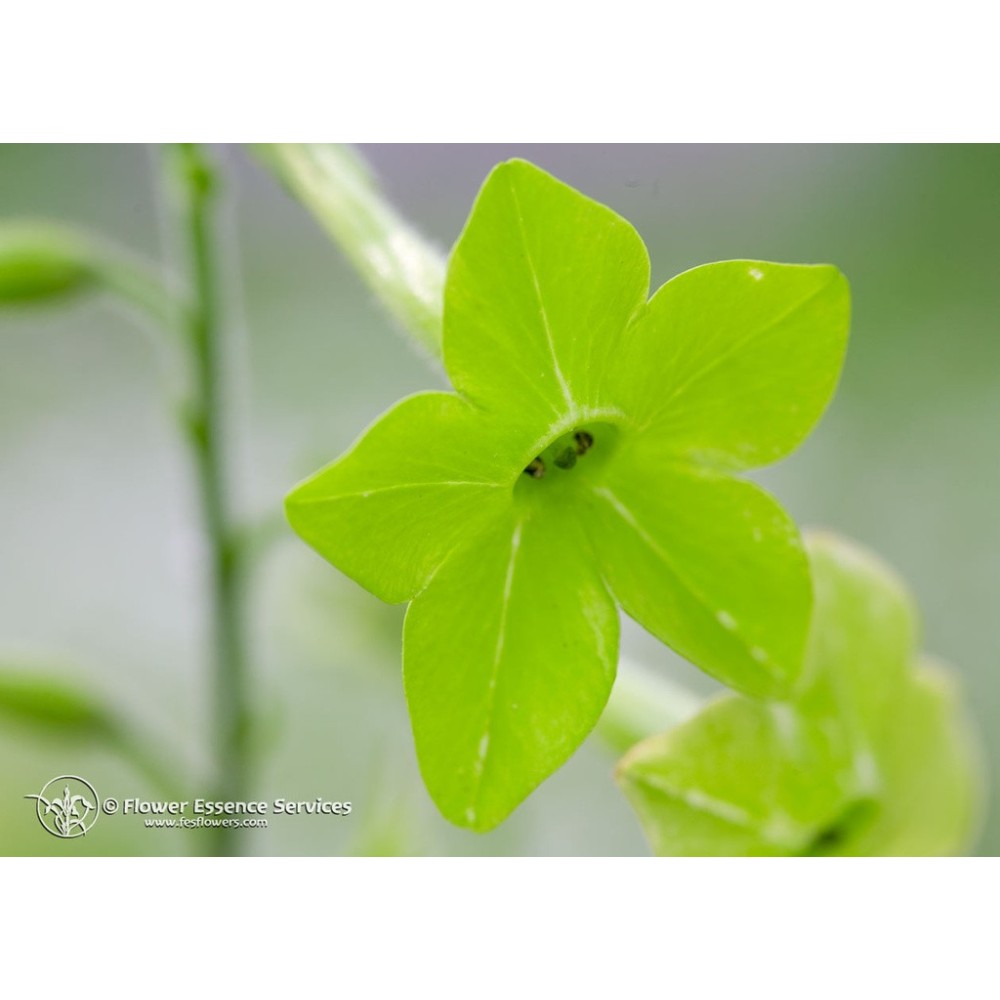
[523,429,595,480]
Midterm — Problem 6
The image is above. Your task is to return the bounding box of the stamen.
[522,429,598,482]
[574,430,594,455]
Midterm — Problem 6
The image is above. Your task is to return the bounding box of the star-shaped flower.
[286,159,850,831]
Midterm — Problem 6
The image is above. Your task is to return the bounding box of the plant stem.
[95,249,179,332]
[172,144,249,855]
[255,144,446,360]
[596,658,704,755]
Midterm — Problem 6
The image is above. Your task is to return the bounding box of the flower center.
[522,429,594,480]
[514,422,621,504]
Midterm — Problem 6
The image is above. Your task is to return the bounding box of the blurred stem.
[254,144,445,361]
[94,250,179,332]
[170,144,249,856]
[596,659,704,755]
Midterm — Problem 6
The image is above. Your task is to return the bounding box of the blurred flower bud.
[0,223,95,305]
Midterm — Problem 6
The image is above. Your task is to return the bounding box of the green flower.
[616,533,982,856]
[286,159,850,831]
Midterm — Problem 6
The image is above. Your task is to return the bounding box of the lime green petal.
[616,695,852,856]
[797,531,917,751]
[403,504,618,831]
[444,159,650,436]
[585,460,810,699]
[609,261,849,471]
[840,661,982,857]
[285,391,518,604]
[797,539,980,855]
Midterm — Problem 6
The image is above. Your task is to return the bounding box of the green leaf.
[444,159,650,437]
[582,459,810,699]
[616,533,982,856]
[609,261,849,471]
[0,665,186,800]
[286,392,518,604]
[0,668,115,740]
[403,501,617,831]
[0,223,95,304]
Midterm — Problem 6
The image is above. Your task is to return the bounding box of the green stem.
[596,659,704,755]
[95,250,179,332]
[172,144,249,855]
[255,144,446,360]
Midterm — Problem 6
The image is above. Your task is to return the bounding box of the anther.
[524,457,545,479]
[574,430,594,455]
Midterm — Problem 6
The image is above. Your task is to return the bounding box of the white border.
[2,3,996,141]
[4,859,996,993]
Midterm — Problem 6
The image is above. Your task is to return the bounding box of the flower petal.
[285,392,517,604]
[583,456,811,698]
[608,261,849,471]
[444,159,650,437]
[616,695,851,856]
[403,502,618,831]
[796,534,979,855]
[845,662,982,856]
[798,532,917,748]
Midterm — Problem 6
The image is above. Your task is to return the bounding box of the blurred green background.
[1,144,997,855]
